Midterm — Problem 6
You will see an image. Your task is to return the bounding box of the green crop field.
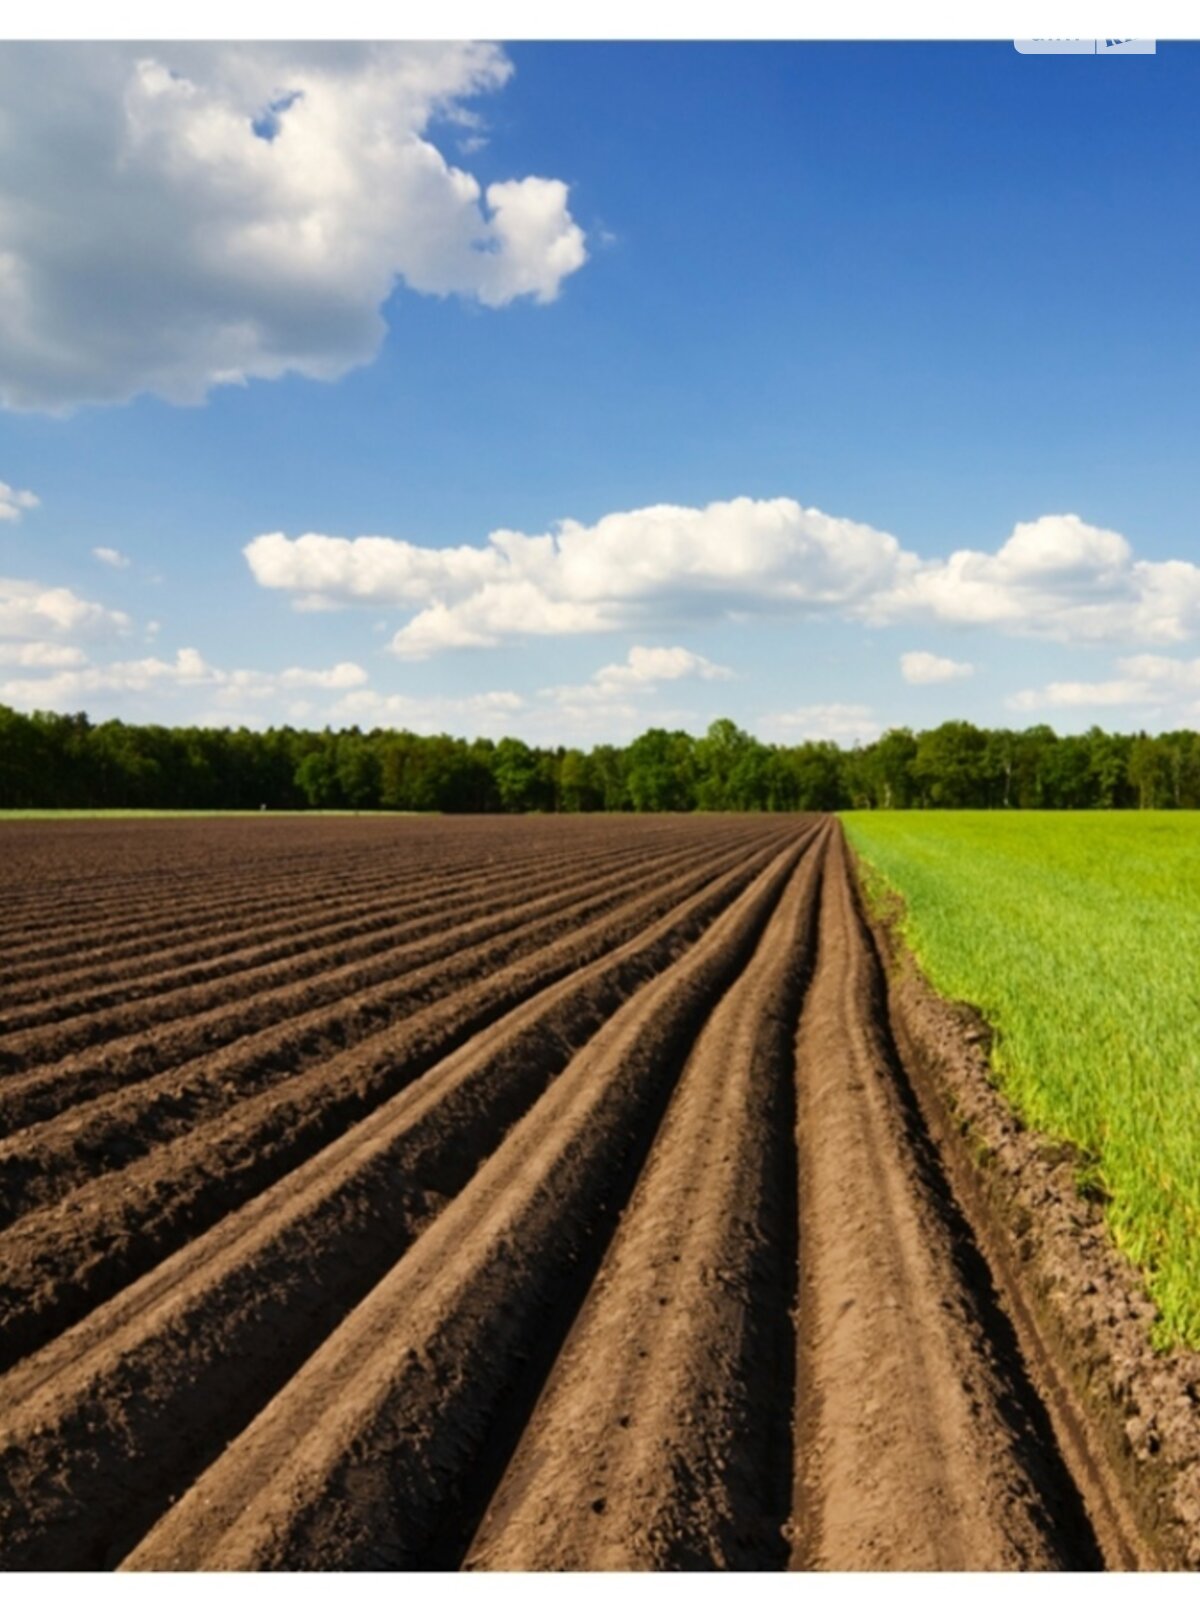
[842,810,1200,1348]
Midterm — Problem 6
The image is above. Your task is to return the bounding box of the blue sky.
[2,39,1199,745]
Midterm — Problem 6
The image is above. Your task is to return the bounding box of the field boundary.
[846,841,1200,1569]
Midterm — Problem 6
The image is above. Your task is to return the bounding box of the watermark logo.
[1014,39,1156,53]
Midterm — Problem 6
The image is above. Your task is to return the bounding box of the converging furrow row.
[0,816,1123,1571]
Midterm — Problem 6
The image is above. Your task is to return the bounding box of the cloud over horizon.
[245,500,1200,658]
[0,645,367,715]
[1010,654,1200,721]
[758,702,883,745]
[543,644,733,705]
[0,576,130,643]
[900,650,975,685]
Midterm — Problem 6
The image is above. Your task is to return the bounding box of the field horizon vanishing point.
[5,28,1200,1578]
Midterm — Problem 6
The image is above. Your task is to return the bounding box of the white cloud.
[870,514,1200,645]
[900,650,975,685]
[1008,680,1149,711]
[758,703,882,746]
[1119,655,1200,691]
[475,178,588,307]
[0,647,367,712]
[1009,653,1200,716]
[332,686,525,732]
[540,698,644,735]
[594,644,734,688]
[0,576,130,641]
[277,662,368,690]
[92,545,131,569]
[0,43,586,411]
[247,501,1200,657]
[245,498,914,657]
[0,640,87,668]
[0,481,39,522]
[2,649,206,709]
[330,682,660,747]
[542,644,734,709]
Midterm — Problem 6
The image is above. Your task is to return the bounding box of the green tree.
[0,704,46,805]
[588,744,629,811]
[335,732,380,808]
[774,741,845,811]
[1128,734,1172,809]
[865,728,918,809]
[625,728,696,812]
[913,721,990,808]
[295,747,341,808]
[492,738,545,812]
[695,718,754,809]
[558,748,600,812]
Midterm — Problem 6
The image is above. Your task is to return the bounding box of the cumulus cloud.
[0,640,87,668]
[0,481,39,522]
[900,650,975,685]
[0,43,586,410]
[2,647,208,709]
[595,645,734,688]
[870,514,1200,644]
[92,546,131,569]
[0,576,130,641]
[277,662,368,690]
[1008,680,1149,711]
[542,644,733,710]
[247,501,1200,657]
[245,498,914,657]
[758,703,882,746]
[0,646,367,713]
[1009,654,1200,716]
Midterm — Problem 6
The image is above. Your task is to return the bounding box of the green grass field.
[842,810,1200,1348]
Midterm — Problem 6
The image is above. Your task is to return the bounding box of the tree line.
[2,703,1199,812]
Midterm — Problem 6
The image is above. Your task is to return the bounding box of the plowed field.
[0,815,1151,1570]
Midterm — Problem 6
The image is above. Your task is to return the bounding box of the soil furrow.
[465,823,827,1571]
[0,848,457,971]
[121,837,804,1571]
[789,830,1103,1571]
[0,851,564,1015]
[0,836,696,1073]
[0,835,743,1226]
[0,818,698,974]
[0,821,820,1570]
[0,833,788,1366]
[0,835,722,1141]
[0,831,661,1008]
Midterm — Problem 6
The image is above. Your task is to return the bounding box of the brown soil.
[0,813,1194,1570]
